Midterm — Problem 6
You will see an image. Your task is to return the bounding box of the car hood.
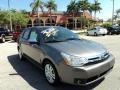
[46,39,107,57]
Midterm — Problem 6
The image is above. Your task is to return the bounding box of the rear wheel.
[44,61,59,85]
[109,32,112,35]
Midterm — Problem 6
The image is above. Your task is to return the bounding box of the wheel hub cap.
[45,64,55,83]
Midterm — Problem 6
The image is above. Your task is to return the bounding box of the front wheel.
[109,32,112,35]
[86,32,89,36]
[18,48,25,61]
[94,32,97,36]
[44,62,59,85]
[1,37,5,43]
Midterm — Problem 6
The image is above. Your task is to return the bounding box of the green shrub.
[102,23,112,28]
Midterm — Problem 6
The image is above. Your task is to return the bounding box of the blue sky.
[0,0,120,21]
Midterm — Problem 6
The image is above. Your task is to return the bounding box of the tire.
[94,32,97,36]
[86,32,89,36]
[44,61,59,85]
[1,37,5,43]
[109,32,112,35]
[116,33,119,35]
[18,48,25,61]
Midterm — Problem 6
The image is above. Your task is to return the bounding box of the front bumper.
[57,54,115,85]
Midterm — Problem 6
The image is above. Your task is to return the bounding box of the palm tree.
[88,3,94,17]
[20,9,28,14]
[45,0,57,26]
[91,0,102,20]
[78,0,90,16]
[116,9,120,17]
[67,0,79,29]
[77,0,90,28]
[30,0,44,25]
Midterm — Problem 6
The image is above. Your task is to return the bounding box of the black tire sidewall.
[2,37,5,43]
[94,32,97,36]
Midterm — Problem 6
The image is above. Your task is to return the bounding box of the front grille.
[85,52,110,65]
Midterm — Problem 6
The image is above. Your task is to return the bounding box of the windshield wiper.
[45,40,62,43]
[65,38,81,41]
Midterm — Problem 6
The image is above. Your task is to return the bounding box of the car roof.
[34,26,60,28]
[31,26,62,31]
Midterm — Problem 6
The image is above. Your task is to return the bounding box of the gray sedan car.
[17,26,115,85]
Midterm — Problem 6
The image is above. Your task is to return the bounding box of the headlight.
[61,53,88,67]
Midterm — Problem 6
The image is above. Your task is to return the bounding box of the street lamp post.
[8,0,13,31]
[112,0,114,25]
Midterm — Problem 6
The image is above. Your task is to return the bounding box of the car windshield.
[40,27,80,43]
[96,26,104,29]
[112,26,119,29]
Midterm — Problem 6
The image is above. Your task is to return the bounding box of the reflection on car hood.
[46,39,107,57]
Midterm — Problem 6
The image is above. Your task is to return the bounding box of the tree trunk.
[37,8,40,26]
[50,9,52,26]
[80,13,82,30]
[83,10,85,29]
[94,11,96,26]
[72,12,75,29]
[75,18,77,29]
[94,11,96,20]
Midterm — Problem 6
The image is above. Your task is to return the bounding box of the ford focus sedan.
[17,26,115,85]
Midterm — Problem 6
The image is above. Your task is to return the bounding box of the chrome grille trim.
[88,52,109,63]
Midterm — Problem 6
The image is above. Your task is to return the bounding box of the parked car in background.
[107,26,120,35]
[87,26,108,36]
[12,29,23,41]
[17,26,115,85]
[0,28,9,43]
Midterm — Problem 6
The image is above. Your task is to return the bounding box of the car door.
[20,28,31,56]
[26,28,43,63]
[89,28,94,35]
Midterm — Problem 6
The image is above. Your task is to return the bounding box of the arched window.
[27,20,32,27]
[34,19,44,26]
[45,18,55,26]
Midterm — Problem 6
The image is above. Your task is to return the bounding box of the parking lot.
[0,35,120,90]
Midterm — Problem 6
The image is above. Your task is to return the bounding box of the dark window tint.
[0,28,5,31]
[28,30,37,42]
[22,29,30,40]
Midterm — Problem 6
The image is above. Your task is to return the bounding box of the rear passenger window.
[28,30,37,42]
[22,29,30,40]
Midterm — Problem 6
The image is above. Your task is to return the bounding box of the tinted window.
[22,29,30,40]
[0,28,5,31]
[28,30,37,42]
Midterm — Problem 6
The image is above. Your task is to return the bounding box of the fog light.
[74,78,87,84]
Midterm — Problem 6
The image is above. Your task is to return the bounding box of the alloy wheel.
[44,63,56,84]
